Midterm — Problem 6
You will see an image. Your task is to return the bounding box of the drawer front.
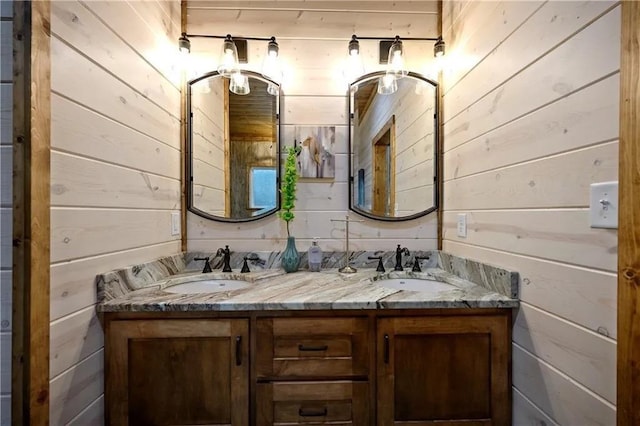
[256,317,370,379]
[257,381,369,426]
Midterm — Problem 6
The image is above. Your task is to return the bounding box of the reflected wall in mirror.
[188,71,281,222]
[349,72,438,221]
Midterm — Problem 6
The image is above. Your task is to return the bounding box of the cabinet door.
[256,381,370,425]
[377,315,510,426]
[106,319,249,426]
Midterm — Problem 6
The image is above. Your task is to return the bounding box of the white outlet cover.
[590,181,618,229]
[457,213,467,238]
[171,212,181,236]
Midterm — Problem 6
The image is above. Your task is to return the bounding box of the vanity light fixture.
[177,32,284,95]
[343,35,366,84]
[262,37,283,95]
[178,32,191,55]
[218,34,240,77]
[387,36,408,79]
[434,37,445,57]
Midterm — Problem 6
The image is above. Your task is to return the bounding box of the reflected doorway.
[372,115,396,216]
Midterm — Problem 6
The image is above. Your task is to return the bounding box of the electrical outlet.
[171,212,181,236]
[457,214,467,238]
[590,181,618,229]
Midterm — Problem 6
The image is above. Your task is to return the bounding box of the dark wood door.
[106,319,249,426]
[377,315,510,426]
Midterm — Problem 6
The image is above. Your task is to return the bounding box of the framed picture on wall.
[294,126,336,180]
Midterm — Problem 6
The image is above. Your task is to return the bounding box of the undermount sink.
[376,278,456,293]
[164,279,250,294]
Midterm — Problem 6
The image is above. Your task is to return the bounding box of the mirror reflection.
[188,71,280,221]
[349,72,438,221]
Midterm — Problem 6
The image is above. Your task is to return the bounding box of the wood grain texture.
[441,2,621,421]
[377,314,510,425]
[106,319,249,425]
[617,1,640,423]
[513,344,615,425]
[12,0,51,424]
[49,0,183,422]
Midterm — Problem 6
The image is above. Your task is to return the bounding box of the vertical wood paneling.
[0,3,12,421]
[12,0,51,423]
[442,0,620,422]
[617,1,640,422]
[185,2,440,252]
[49,0,182,422]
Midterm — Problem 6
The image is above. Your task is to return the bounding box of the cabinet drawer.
[256,317,370,378]
[257,381,370,425]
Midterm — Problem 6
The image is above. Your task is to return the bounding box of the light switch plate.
[171,212,181,236]
[457,213,467,238]
[590,181,618,229]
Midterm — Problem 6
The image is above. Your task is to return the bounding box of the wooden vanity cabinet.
[377,315,511,426]
[105,318,249,426]
[104,310,510,425]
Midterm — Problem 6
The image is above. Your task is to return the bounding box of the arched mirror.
[187,71,281,222]
[349,71,438,221]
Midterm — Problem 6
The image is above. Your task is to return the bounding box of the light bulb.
[387,36,408,79]
[218,35,239,77]
[343,35,365,84]
[229,72,250,95]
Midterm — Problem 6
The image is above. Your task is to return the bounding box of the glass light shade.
[178,33,190,55]
[267,83,279,96]
[218,36,239,77]
[434,37,445,58]
[343,37,365,84]
[229,72,250,95]
[377,73,397,95]
[387,37,408,78]
[262,38,283,82]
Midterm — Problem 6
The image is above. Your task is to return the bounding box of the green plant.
[278,146,300,237]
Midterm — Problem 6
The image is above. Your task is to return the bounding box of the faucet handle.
[368,256,386,273]
[241,257,250,273]
[412,256,430,272]
[194,257,212,273]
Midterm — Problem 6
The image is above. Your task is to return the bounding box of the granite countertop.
[97,251,519,312]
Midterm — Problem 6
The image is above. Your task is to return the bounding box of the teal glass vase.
[281,236,300,273]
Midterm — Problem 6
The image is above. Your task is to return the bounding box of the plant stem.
[286,221,290,237]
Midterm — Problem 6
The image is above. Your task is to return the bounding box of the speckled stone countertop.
[97,250,519,312]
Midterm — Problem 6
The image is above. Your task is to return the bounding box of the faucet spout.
[217,245,232,272]
[394,244,410,271]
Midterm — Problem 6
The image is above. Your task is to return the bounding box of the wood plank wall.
[441,1,619,423]
[185,1,440,253]
[0,1,12,423]
[48,1,181,423]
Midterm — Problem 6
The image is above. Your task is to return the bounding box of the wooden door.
[106,319,249,426]
[377,315,510,426]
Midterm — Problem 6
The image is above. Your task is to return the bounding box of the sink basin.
[164,279,250,294]
[376,278,455,293]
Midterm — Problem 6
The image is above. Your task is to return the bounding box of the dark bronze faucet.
[217,245,232,272]
[394,245,410,271]
[368,256,386,273]
[412,256,431,272]
[194,256,213,273]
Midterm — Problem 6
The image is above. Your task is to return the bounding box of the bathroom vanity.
[98,252,518,426]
